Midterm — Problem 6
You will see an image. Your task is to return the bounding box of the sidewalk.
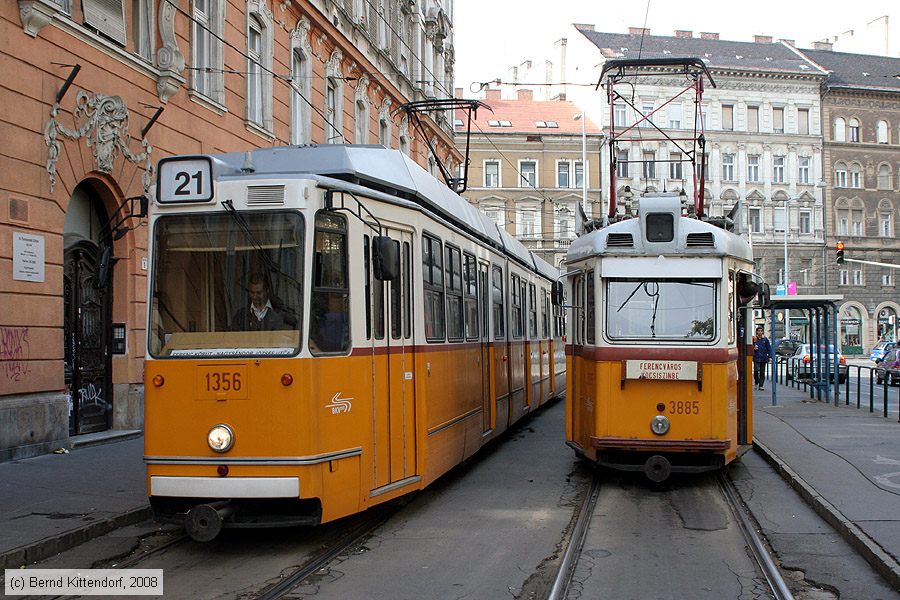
[0,431,148,569]
[753,381,900,589]
[2,392,900,591]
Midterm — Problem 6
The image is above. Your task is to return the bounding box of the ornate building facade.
[2,0,457,460]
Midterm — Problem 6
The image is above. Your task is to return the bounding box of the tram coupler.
[644,455,672,483]
[184,500,237,542]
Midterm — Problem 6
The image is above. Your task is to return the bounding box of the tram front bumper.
[590,436,731,452]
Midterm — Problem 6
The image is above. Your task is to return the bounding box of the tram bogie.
[144,145,564,541]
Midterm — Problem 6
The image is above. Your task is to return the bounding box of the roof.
[575,26,825,76]
[454,93,603,136]
[799,48,900,92]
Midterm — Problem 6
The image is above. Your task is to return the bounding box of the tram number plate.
[197,366,247,400]
[625,360,698,381]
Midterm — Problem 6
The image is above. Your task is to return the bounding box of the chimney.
[753,35,773,44]
[699,32,719,40]
[628,27,650,36]
[779,39,796,47]
[675,30,693,38]
[812,40,833,51]
[574,23,595,32]
[517,89,533,102]
[485,88,501,101]
[455,87,463,99]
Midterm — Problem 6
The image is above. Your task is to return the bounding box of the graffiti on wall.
[0,326,30,382]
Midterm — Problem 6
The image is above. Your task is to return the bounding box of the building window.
[749,207,761,233]
[849,118,860,142]
[877,120,889,144]
[700,104,708,129]
[800,210,811,234]
[839,269,849,285]
[838,209,849,236]
[640,102,654,127]
[574,161,584,188]
[517,207,538,238]
[834,163,847,188]
[852,211,863,236]
[722,153,735,181]
[378,116,389,146]
[614,103,627,127]
[883,273,894,286]
[642,152,655,179]
[772,107,784,133]
[247,15,264,125]
[132,0,153,60]
[483,206,503,228]
[669,152,682,179]
[853,269,863,286]
[773,155,785,183]
[747,155,760,182]
[325,78,338,142]
[703,154,710,181]
[798,108,810,135]
[722,104,734,131]
[290,42,312,145]
[747,106,759,133]
[878,165,892,190]
[668,103,682,129]
[616,150,629,178]
[798,156,810,184]
[484,161,499,187]
[849,163,862,189]
[834,117,846,142]
[557,206,575,239]
[557,161,570,187]
[519,161,537,188]
[355,99,369,144]
[801,258,813,285]
[881,214,893,238]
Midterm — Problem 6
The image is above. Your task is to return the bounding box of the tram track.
[548,470,794,600]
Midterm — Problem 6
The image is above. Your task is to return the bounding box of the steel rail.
[547,474,601,600]
[719,473,794,600]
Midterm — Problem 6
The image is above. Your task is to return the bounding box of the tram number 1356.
[668,400,700,415]
[205,372,242,392]
[197,367,247,399]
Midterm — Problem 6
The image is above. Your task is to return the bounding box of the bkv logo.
[326,393,353,414]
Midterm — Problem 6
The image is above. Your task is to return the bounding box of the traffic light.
[836,241,845,264]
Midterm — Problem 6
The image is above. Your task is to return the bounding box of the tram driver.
[231,271,286,331]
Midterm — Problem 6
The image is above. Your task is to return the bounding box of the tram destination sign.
[625,360,698,381]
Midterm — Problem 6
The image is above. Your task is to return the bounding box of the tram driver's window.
[310,212,350,354]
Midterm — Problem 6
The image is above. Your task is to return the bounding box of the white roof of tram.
[200,144,551,275]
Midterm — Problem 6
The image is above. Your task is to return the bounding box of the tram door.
[373,228,417,490]
[478,262,492,435]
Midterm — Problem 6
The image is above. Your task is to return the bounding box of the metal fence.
[773,357,900,421]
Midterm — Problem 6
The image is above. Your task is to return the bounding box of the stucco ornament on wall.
[44,92,153,194]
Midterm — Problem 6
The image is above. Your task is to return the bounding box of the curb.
[753,440,900,590]
[0,506,152,570]
[70,430,143,450]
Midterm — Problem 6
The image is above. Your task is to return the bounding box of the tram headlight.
[650,415,670,436]
[207,424,234,453]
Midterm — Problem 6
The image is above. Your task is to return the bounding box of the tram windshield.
[606,279,717,341]
[149,212,304,357]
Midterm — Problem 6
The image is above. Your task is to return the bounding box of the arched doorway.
[63,184,113,434]
[878,307,897,343]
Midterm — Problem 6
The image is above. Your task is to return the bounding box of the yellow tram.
[143,145,564,540]
[564,193,758,481]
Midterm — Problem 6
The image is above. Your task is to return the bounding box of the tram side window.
[511,274,523,339]
[529,283,538,338]
[423,235,445,341]
[390,238,402,340]
[586,271,595,345]
[364,236,371,339]
[541,289,550,339]
[492,265,505,339]
[446,245,464,341]
[310,212,350,354]
[403,242,411,339]
[573,274,584,344]
[464,252,478,341]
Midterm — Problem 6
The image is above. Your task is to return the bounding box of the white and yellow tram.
[144,145,565,540]
[564,193,758,481]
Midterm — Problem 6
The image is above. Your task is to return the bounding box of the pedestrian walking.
[753,326,771,390]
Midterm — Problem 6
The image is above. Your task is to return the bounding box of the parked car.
[870,341,896,364]
[875,349,900,385]
[775,338,802,357]
[788,344,848,383]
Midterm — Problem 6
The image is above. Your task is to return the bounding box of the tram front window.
[606,279,717,341]
[149,212,304,357]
